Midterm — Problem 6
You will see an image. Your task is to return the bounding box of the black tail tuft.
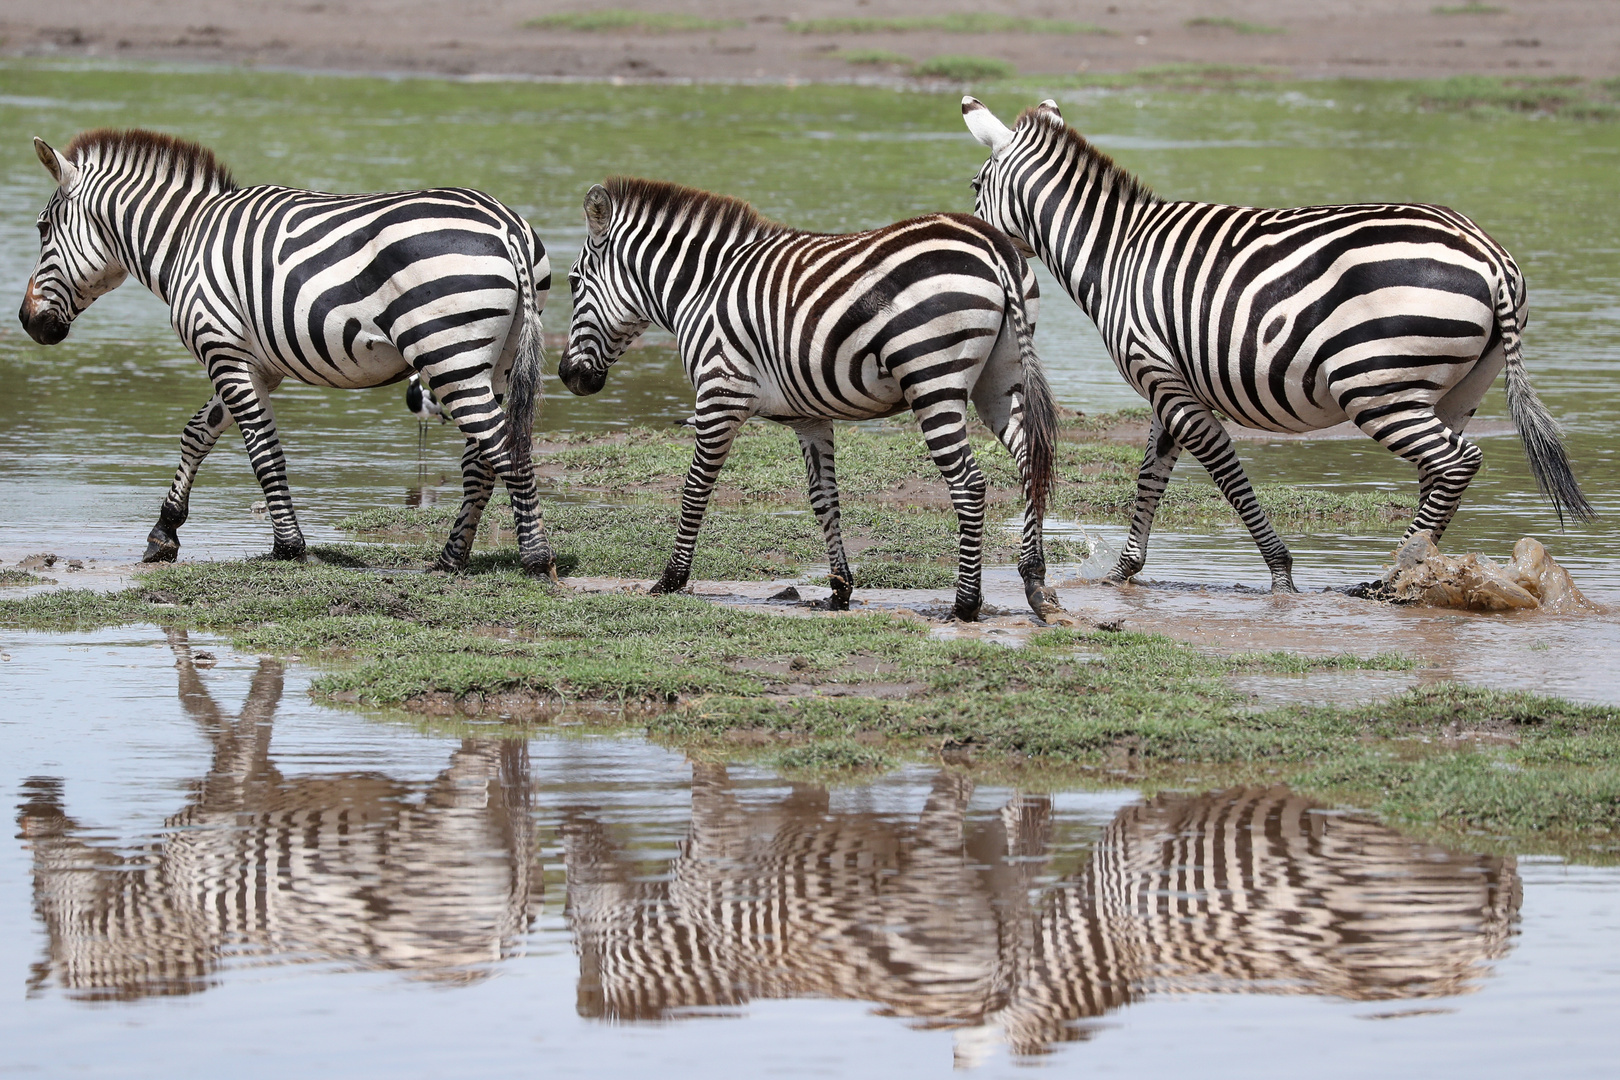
[1499,286,1595,526]
[998,260,1057,524]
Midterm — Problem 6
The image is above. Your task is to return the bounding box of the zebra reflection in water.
[563,766,1520,1063]
[16,630,538,1000]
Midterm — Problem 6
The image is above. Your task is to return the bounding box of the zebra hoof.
[142,532,179,563]
[431,551,468,574]
[953,596,983,622]
[649,571,690,596]
[520,550,557,580]
[272,539,307,562]
[1027,585,1067,621]
[1271,576,1299,594]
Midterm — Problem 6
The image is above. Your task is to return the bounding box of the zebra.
[961,97,1594,591]
[19,129,556,576]
[556,177,1061,621]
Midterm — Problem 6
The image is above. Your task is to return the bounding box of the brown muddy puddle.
[2,626,1618,1078]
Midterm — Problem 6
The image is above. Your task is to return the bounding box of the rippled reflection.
[16,649,1518,1056]
[564,768,1520,1062]
[17,631,538,999]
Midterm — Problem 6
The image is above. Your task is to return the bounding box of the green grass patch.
[1185,16,1284,35]
[833,48,913,68]
[523,10,743,33]
[1414,75,1620,119]
[787,15,1113,36]
[910,55,1017,82]
[0,568,51,586]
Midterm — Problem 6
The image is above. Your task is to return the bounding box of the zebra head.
[20,137,129,346]
[557,184,652,397]
[961,97,1062,260]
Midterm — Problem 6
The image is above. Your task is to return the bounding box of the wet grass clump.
[786,15,1113,36]
[523,11,743,33]
[0,569,52,586]
[1185,17,1285,35]
[910,56,1017,82]
[1414,75,1620,119]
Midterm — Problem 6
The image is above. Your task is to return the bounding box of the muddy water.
[1,626,1617,1078]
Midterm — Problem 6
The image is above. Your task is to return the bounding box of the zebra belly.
[752,352,907,421]
[253,327,411,390]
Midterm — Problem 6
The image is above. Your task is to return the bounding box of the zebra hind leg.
[791,420,853,609]
[433,437,497,572]
[651,411,745,596]
[970,338,1062,620]
[144,393,233,562]
[426,371,555,579]
[911,398,987,621]
[1162,395,1297,592]
[1354,405,1482,545]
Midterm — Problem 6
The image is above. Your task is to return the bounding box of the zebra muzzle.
[21,305,69,346]
[558,354,607,396]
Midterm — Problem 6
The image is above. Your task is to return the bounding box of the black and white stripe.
[556,177,1060,620]
[20,129,555,574]
[963,97,1594,590]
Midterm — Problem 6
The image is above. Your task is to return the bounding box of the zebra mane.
[62,128,238,192]
[605,176,791,238]
[1016,107,1156,205]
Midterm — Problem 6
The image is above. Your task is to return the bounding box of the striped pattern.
[963,98,1593,590]
[20,129,555,574]
[557,178,1061,620]
[17,633,537,999]
[563,773,1519,1063]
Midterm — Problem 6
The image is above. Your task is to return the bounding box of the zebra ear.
[961,97,1014,153]
[583,184,612,240]
[1038,99,1063,120]
[33,137,79,194]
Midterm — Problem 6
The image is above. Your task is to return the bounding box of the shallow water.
[0,65,1615,592]
[2,626,1619,1077]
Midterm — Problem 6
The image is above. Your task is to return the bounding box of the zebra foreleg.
[211,360,306,561]
[1108,417,1181,585]
[912,399,987,621]
[1162,396,1296,592]
[144,393,233,562]
[651,412,744,596]
[790,419,853,609]
[432,437,497,572]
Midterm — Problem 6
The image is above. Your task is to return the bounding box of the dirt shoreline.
[3,1,1618,83]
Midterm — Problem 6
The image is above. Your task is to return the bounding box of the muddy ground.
[3,1,1617,82]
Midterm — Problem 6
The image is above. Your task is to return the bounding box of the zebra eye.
[36,220,49,240]
[969,176,982,192]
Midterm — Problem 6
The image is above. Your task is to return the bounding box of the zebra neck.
[633,214,776,334]
[1028,161,1151,322]
[92,175,228,305]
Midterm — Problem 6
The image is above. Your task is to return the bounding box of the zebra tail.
[1499,282,1595,526]
[997,259,1057,526]
[503,235,545,474]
